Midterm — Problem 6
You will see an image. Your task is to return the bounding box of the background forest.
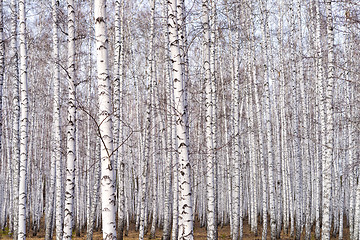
[0,0,359,240]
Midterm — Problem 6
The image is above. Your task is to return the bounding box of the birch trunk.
[289,2,303,239]
[11,0,20,237]
[224,3,233,236]
[171,97,179,240]
[134,66,143,233]
[17,0,29,238]
[162,0,172,238]
[231,5,241,239]
[55,5,64,232]
[113,0,121,175]
[94,0,117,238]
[0,0,4,204]
[114,0,125,239]
[86,3,93,234]
[314,0,325,237]
[63,0,76,238]
[273,2,284,234]
[250,5,268,237]
[45,1,61,239]
[87,140,101,240]
[354,175,360,240]
[119,6,126,238]
[278,0,290,234]
[296,0,312,238]
[149,0,157,237]
[345,8,355,239]
[259,1,276,238]
[0,0,4,231]
[246,80,257,235]
[168,0,194,238]
[139,56,152,240]
[321,0,335,239]
[202,1,216,239]
[209,2,218,233]
[75,112,81,237]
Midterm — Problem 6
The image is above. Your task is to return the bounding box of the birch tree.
[10,0,20,237]
[95,0,117,238]
[0,6,4,229]
[258,1,277,238]
[168,0,194,238]
[149,1,157,238]
[45,1,61,239]
[86,141,101,240]
[63,0,77,238]
[345,4,356,239]
[202,0,216,239]
[314,1,324,238]
[231,3,241,239]
[289,2,303,239]
[250,3,268,239]
[321,0,335,239]
[114,0,125,239]
[162,0,173,239]
[0,0,4,191]
[86,2,94,238]
[17,0,29,238]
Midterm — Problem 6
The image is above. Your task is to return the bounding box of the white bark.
[45,1,61,239]
[321,0,335,239]
[149,0,157,238]
[0,2,4,232]
[171,115,179,240]
[289,2,303,239]
[220,39,233,237]
[55,104,64,238]
[0,0,4,200]
[87,140,101,240]
[63,0,76,238]
[113,0,121,173]
[0,5,3,232]
[278,0,289,234]
[17,0,28,238]
[250,4,268,239]
[345,7,355,239]
[114,1,125,239]
[75,112,81,237]
[162,0,172,239]
[231,5,241,239]
[202,1,216,239]
[94,0,117,238]
[296,0,312,238]
[168,0,194,239]
[224,3,233,236]
[11,0,20,237]
[246,80,257,235]
[259,1,276,238]
[209,2,219,234]
[314,0,324,237]
[139,63,151,240]
[169,3,179,238]
[134,61,142,232]
[86,5,93,235]
[354,179,360,240]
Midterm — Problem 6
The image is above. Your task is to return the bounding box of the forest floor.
[0,219,350,239]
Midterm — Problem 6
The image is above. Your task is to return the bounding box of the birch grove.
[0,0,359,240]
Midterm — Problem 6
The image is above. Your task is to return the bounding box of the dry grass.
[0,219,350,239]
